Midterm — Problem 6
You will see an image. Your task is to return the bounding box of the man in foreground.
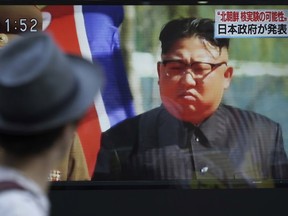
[0,33,102,215]
[93,17,288,187]
[0,5,91,181]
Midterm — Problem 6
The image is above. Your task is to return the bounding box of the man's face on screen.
[157,36,233,124]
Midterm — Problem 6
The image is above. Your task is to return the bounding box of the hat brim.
[0,55,102,134]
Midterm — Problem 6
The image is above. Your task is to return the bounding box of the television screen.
[1,2,288,190]
[1,2,288,216]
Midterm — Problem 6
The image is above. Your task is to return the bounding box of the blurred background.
[119,5,288,151]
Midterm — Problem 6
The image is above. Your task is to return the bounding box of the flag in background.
[41,5,135,176]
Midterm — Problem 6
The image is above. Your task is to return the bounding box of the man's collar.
[160,104,228,148]
[198,104,228,147]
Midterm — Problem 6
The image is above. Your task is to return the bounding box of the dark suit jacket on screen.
[92,104,288,187]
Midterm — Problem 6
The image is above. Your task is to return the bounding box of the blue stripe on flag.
[82,5,135,127]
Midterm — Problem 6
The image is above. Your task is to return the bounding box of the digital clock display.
[3,18,39,33]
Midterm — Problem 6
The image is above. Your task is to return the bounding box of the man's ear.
[223,66,233,89]
[157,61,164,78]
[157,62,162,84]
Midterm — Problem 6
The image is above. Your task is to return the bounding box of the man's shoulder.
[103,106,162,136]
[221,104,279,126]
[0,190,47,216]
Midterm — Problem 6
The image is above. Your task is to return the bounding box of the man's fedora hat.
[0,32,102,134]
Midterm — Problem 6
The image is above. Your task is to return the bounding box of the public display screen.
[1,2,288,189]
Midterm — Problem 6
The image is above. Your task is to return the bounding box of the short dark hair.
[159,17,230,54]
[0,118,80,158]
[0,126,65,158]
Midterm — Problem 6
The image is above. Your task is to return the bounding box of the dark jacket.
[92,104,288,187]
